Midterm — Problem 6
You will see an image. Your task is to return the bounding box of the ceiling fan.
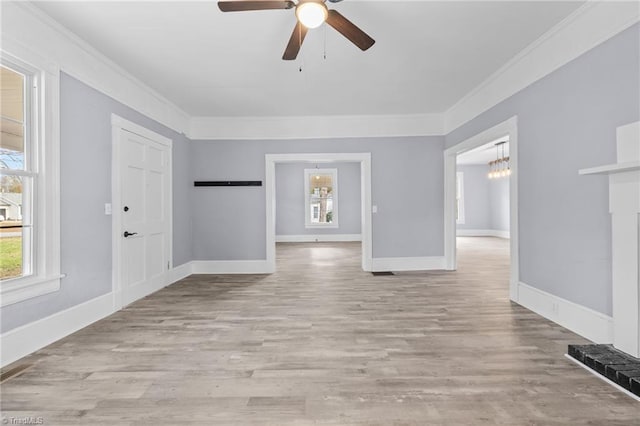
[217,0,375,60]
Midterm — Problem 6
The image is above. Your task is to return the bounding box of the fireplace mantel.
[579,161,640,176]
[580,121,639,358]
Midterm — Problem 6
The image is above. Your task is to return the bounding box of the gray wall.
[456,165,490,230]
[457,164,510,232]
[1,73,192,333]
[190,136,444,260]
[446,24,640,316]
[489,177,509,232]
[276,162,361,236]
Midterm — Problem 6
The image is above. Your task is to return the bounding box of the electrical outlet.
[104,203,112,215]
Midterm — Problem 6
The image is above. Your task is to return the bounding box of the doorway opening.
[265,153,372,273]
[444,116,519,302]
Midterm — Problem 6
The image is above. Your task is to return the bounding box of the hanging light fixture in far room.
[488,141,511,179]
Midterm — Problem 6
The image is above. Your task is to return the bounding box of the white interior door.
[113,117,171,308]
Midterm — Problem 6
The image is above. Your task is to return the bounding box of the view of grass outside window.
[1,65,31,281]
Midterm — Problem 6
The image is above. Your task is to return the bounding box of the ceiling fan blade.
[283,22,308,60]
[325,9,375,51]
[218,1,294,12]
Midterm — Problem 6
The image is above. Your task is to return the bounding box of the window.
[1,54,60,306]
[456,171,465,224]
[1,65,33,281]
[304,168,338,228]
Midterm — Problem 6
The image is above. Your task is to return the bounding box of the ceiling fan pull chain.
[323,24,327,60]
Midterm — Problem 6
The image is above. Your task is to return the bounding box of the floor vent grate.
[372,271,394,276]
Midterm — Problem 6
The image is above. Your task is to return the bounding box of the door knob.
[123,231,138,238]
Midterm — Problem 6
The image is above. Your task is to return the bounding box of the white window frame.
[456,171,465,224]
[304,168,338,228]
[1,51,61,307]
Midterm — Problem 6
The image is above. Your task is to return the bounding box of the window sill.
[305,224,340,229]
[1,274,64,307]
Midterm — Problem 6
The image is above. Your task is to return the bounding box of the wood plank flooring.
[2,238,638,425]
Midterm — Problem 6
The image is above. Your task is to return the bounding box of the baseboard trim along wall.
[0,292,113,368]
[457,229,510,239]
[517,281,613,344]
[190,260,272,274]
[1,261,193,368]
[371,256,446,272]
[275,234,362,243]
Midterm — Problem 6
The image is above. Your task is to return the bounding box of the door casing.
[111,114,173,310]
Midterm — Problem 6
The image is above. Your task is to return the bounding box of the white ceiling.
[34,1,584,118]
[457,137,509,165]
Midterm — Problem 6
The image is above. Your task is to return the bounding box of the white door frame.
[265,153,372,272]
[443,116,519,302]
[111,114,173,310]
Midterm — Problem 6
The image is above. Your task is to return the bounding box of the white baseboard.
[276,234,362,243]
[371,256,446,272]
[167,262,192,284]
[517,281,613,344]
[457,229,510,238]
[0,292,113,367]
[0,264,194,368]
[191,260,272,274]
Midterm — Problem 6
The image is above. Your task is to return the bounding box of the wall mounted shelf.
[194,181,262,187]
[579,161,640,176]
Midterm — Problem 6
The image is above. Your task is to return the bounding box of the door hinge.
[167,261,170,270]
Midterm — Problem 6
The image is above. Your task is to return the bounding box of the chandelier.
[488,141,511,179]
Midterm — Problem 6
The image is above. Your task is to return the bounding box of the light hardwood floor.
[1,238,638,425]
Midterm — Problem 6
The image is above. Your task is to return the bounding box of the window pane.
[308,173,333,224]
[0,66,26,171]
[0,175,32,280]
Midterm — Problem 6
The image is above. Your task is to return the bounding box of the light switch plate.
[104,203,112,215]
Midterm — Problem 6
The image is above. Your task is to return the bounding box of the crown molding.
[3,1,637,141]
[444,0,640,134]
[189,113,444,140]
[2,2,190,135]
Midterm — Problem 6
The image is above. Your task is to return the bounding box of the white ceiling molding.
[1,2,190,135]
[444,1,640,134]
[189,113,444,140]
[2,1,637,141]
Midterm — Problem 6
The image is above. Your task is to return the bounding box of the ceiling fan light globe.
[296,2,328,29]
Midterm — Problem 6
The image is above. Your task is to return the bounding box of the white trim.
[111,115,173,147]
[564,355,640,402]
[0,263,193,368]
[190,113,444,140]
[276,234,362,243]
[1,2,189,136]
[0,275,64,307]
[266,153,372,272]
[0,48,61,307]
[191,260,271,275]
[167,262,192,284]
[579,161,640,176]
[518,281,614,344]
[1,293,113,368]
[371,256,446,272]
[444,116,519,301]
[111,115,173,310]
[445,1,640,133]
[456,229,510,239]
[455,171,465,224]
